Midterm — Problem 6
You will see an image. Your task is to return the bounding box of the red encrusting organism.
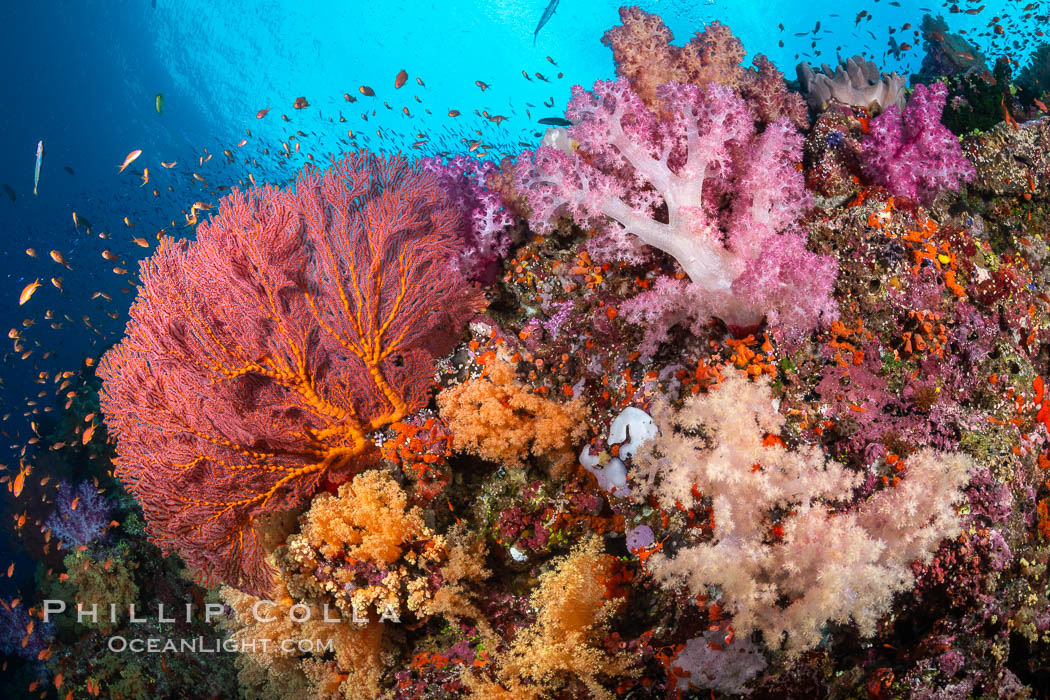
[97,150,481,595]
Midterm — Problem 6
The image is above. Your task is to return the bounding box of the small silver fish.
[33,141,43,196]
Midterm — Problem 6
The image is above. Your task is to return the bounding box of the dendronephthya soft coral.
[860,81,976,204]
[515,78,837,336]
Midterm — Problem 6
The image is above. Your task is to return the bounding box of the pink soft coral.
[860,81,975,204]
[601,7,808,128]
[515,78,836,334]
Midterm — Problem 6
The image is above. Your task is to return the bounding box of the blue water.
[0,0,1041,589]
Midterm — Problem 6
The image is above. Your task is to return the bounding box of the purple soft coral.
[860,81,975,204]
[515,78,837,334]
[419,155,515,283]
[0,603,53,661]
[44,480,111,547]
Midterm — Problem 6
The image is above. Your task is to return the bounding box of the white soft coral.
[634,370,971,655]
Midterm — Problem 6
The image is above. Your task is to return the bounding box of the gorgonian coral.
[515,78,837,334]
[98,151,480,594]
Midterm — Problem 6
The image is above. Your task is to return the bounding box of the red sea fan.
[98,151,481,595]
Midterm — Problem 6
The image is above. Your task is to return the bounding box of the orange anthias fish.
[118,149,142,173]
[12,468,26,497]
[294,96,309,109]
[1002,96,1019,130]
[18,279,41,306]
[359,85,375,97]
[256,107,270,119]
[395,69,408,89]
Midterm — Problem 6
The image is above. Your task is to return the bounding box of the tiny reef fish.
[118,149,142,173]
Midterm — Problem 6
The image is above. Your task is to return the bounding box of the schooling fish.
[33,140,43,195]
[534,0,559,44]
[538,117,571,126]
[155,93,164,114]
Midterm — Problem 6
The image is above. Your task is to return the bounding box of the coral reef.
[1019,42,1050,96]
[9,7,1050,700]
[915,14,987,83]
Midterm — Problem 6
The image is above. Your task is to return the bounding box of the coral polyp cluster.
[12,5,1050,699]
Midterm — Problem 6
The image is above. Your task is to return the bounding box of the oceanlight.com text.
[107,636,336,654]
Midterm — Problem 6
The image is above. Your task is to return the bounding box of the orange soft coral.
[437,358,589,476]
[600,5,689,107]
[301,470,426,564]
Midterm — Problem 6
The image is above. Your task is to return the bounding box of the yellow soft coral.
[469,537,637,699]
[286,470,490,630]
[221,573,385,700]
[64,551,139,634]
[437,358,588,476]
